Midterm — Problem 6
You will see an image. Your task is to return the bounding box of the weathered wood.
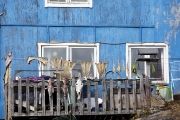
[10,79,14,117]
[140,75,145,108]
[26,78,30,115]
[110,78,114,114]
[102,78,106,114]
[117,81,121,114]
[49,92,53,115]
[64,96,68,114]
[41,78,46,115]
[56,79,61,115]
[94,82,99,114]
[87,80,91,115]
[18,77,22,115]
[71,79,76,115]
[4,84,8,120]
[125,80,129,114]
[132,80,137,113]
[34,83,38,116]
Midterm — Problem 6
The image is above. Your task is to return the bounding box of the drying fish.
[27,56,35,64]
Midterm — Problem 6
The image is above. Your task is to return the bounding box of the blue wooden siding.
[0,0,180,119]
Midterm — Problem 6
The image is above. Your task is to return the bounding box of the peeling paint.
[165,3,180,42]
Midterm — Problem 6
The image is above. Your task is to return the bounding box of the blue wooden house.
[0,0,180,119]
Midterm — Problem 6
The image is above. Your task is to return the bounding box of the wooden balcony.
[4,75,151,119]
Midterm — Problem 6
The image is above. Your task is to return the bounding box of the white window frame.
[45,0,93,8]
[38,43,99,78]
[126,43,169,84]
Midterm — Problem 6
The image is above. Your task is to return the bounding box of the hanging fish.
[152,64,156,74]
[27,56,35,64]
[131,62,137,73]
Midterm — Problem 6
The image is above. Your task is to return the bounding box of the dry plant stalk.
[95,62,108,78]
[80,62,92,78]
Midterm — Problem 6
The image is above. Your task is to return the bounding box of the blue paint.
[0,0,180,118]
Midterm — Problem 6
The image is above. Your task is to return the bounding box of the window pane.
[43,47,66,76]
[150,48,163,79]
[71,0,88,2]
[49,0,66,2]
[131,48,144,78]
[131,48,163,79]
[71,48,94,78]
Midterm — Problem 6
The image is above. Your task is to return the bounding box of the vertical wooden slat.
[87,80,91,115]
[64,96,68,114]
[125,79,129,114]
[140,75,145,108]
[34,83,38,116]
[11,79,14,116]
[18,78,22,115]
[26,78,30,115]
[71,79,76,115]
[117,81,121,114]
[102,78,106,114]
[94,82,99,114]
[56,79,61,115]
[4,84,8,120]
[49,88,53,115]
[41,79,46,115]
[110,78,114,114]
[132,80,137,113]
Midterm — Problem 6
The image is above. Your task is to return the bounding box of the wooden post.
[34,83,38,116]
[125,79,129,114]
[117,81,121,114]
[87,80,91,115]
[71,79,76,115]
[26,78,30,115]
[94,82,99,114]
[41,78,46,115]
[102,78,106,114]
[109,78,114,114]
[132,80,137,113]
[56,79,61,115]
[18,77,22,115]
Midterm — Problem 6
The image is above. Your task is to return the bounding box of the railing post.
[26,78,30,115]
[117,80,121,114]
[109,78,114,114]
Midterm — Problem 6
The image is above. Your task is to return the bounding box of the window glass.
[71,48,94,77]
[43,47,66,76]
[49,0,66,2]
[71,0,88,2]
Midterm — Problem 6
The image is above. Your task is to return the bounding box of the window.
[126,43,169,84]
[45,0,92,8]
[38,43,99,78]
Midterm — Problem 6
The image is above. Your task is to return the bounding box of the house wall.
[0,0,180,119]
